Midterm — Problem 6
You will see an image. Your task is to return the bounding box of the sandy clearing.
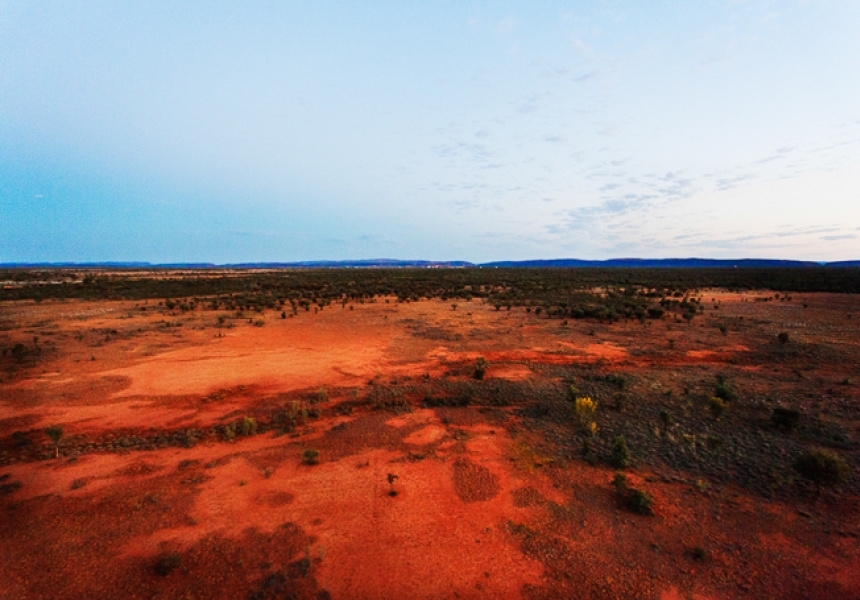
[402,425,447,445]
[113,430,546,599]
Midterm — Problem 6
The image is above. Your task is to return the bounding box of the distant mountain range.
[2,258,859,269]
[479,258,860,268]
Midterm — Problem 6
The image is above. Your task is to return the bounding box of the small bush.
[706,435,723,451]
[0,481,22,495]
[714,378,736,402]
[155,552,181,576]
[709,397,727,419]
[582,438,597,464]
[794,448,850,490]
[778,331,790,345]
[628,489,654,515]
[612,473,653,515]
[11,343,30,363]
[473,357,487,380]
[298,545,312,576]
[238,417,257,436]
[605,373,626,389]
[302,449,319,466]
[692,547,707,561]
[222,424,235,441]
[611,435,630,469]
[572,397,597,427]
[11,431,32,447]
[771,407,801,432]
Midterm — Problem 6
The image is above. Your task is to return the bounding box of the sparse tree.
[302,449,319,465]
[45,425,63,458]
[611,435,630,469]
[473,357,487,380]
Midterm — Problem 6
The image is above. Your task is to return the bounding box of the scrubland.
[1,269,858,599]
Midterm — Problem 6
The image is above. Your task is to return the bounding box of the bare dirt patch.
[453,456,502,502]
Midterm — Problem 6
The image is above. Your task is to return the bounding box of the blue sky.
[2,1,859,263]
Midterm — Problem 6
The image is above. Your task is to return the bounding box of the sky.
[2,0,859,263]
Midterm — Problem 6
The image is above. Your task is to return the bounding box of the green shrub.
[794,448,850,490]
[45,425,63,457]
[709,397,727,419]
[714,377,736,401]
[611,435,630,469]
[155,552,181,576]
[0,481,22,495]
[605,373,626,389]
[239,417,257,436]
[778,331,790,345]
[581,438,597,465]
[612,473,653,515]
[11,431,31,447]
[473,357,487,380]
[11,343,29,363]
[45,425,63,445]
[771,407,801,432]
[222,424,235,441]
[628,489,654,515]
[302,449,319,465]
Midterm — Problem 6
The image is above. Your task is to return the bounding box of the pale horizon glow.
[2,1,859,263]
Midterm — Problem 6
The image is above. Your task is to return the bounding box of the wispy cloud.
[571,70,600,83]
[715,173,756,191]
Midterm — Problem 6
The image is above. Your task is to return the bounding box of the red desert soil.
[1,293,859,599]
